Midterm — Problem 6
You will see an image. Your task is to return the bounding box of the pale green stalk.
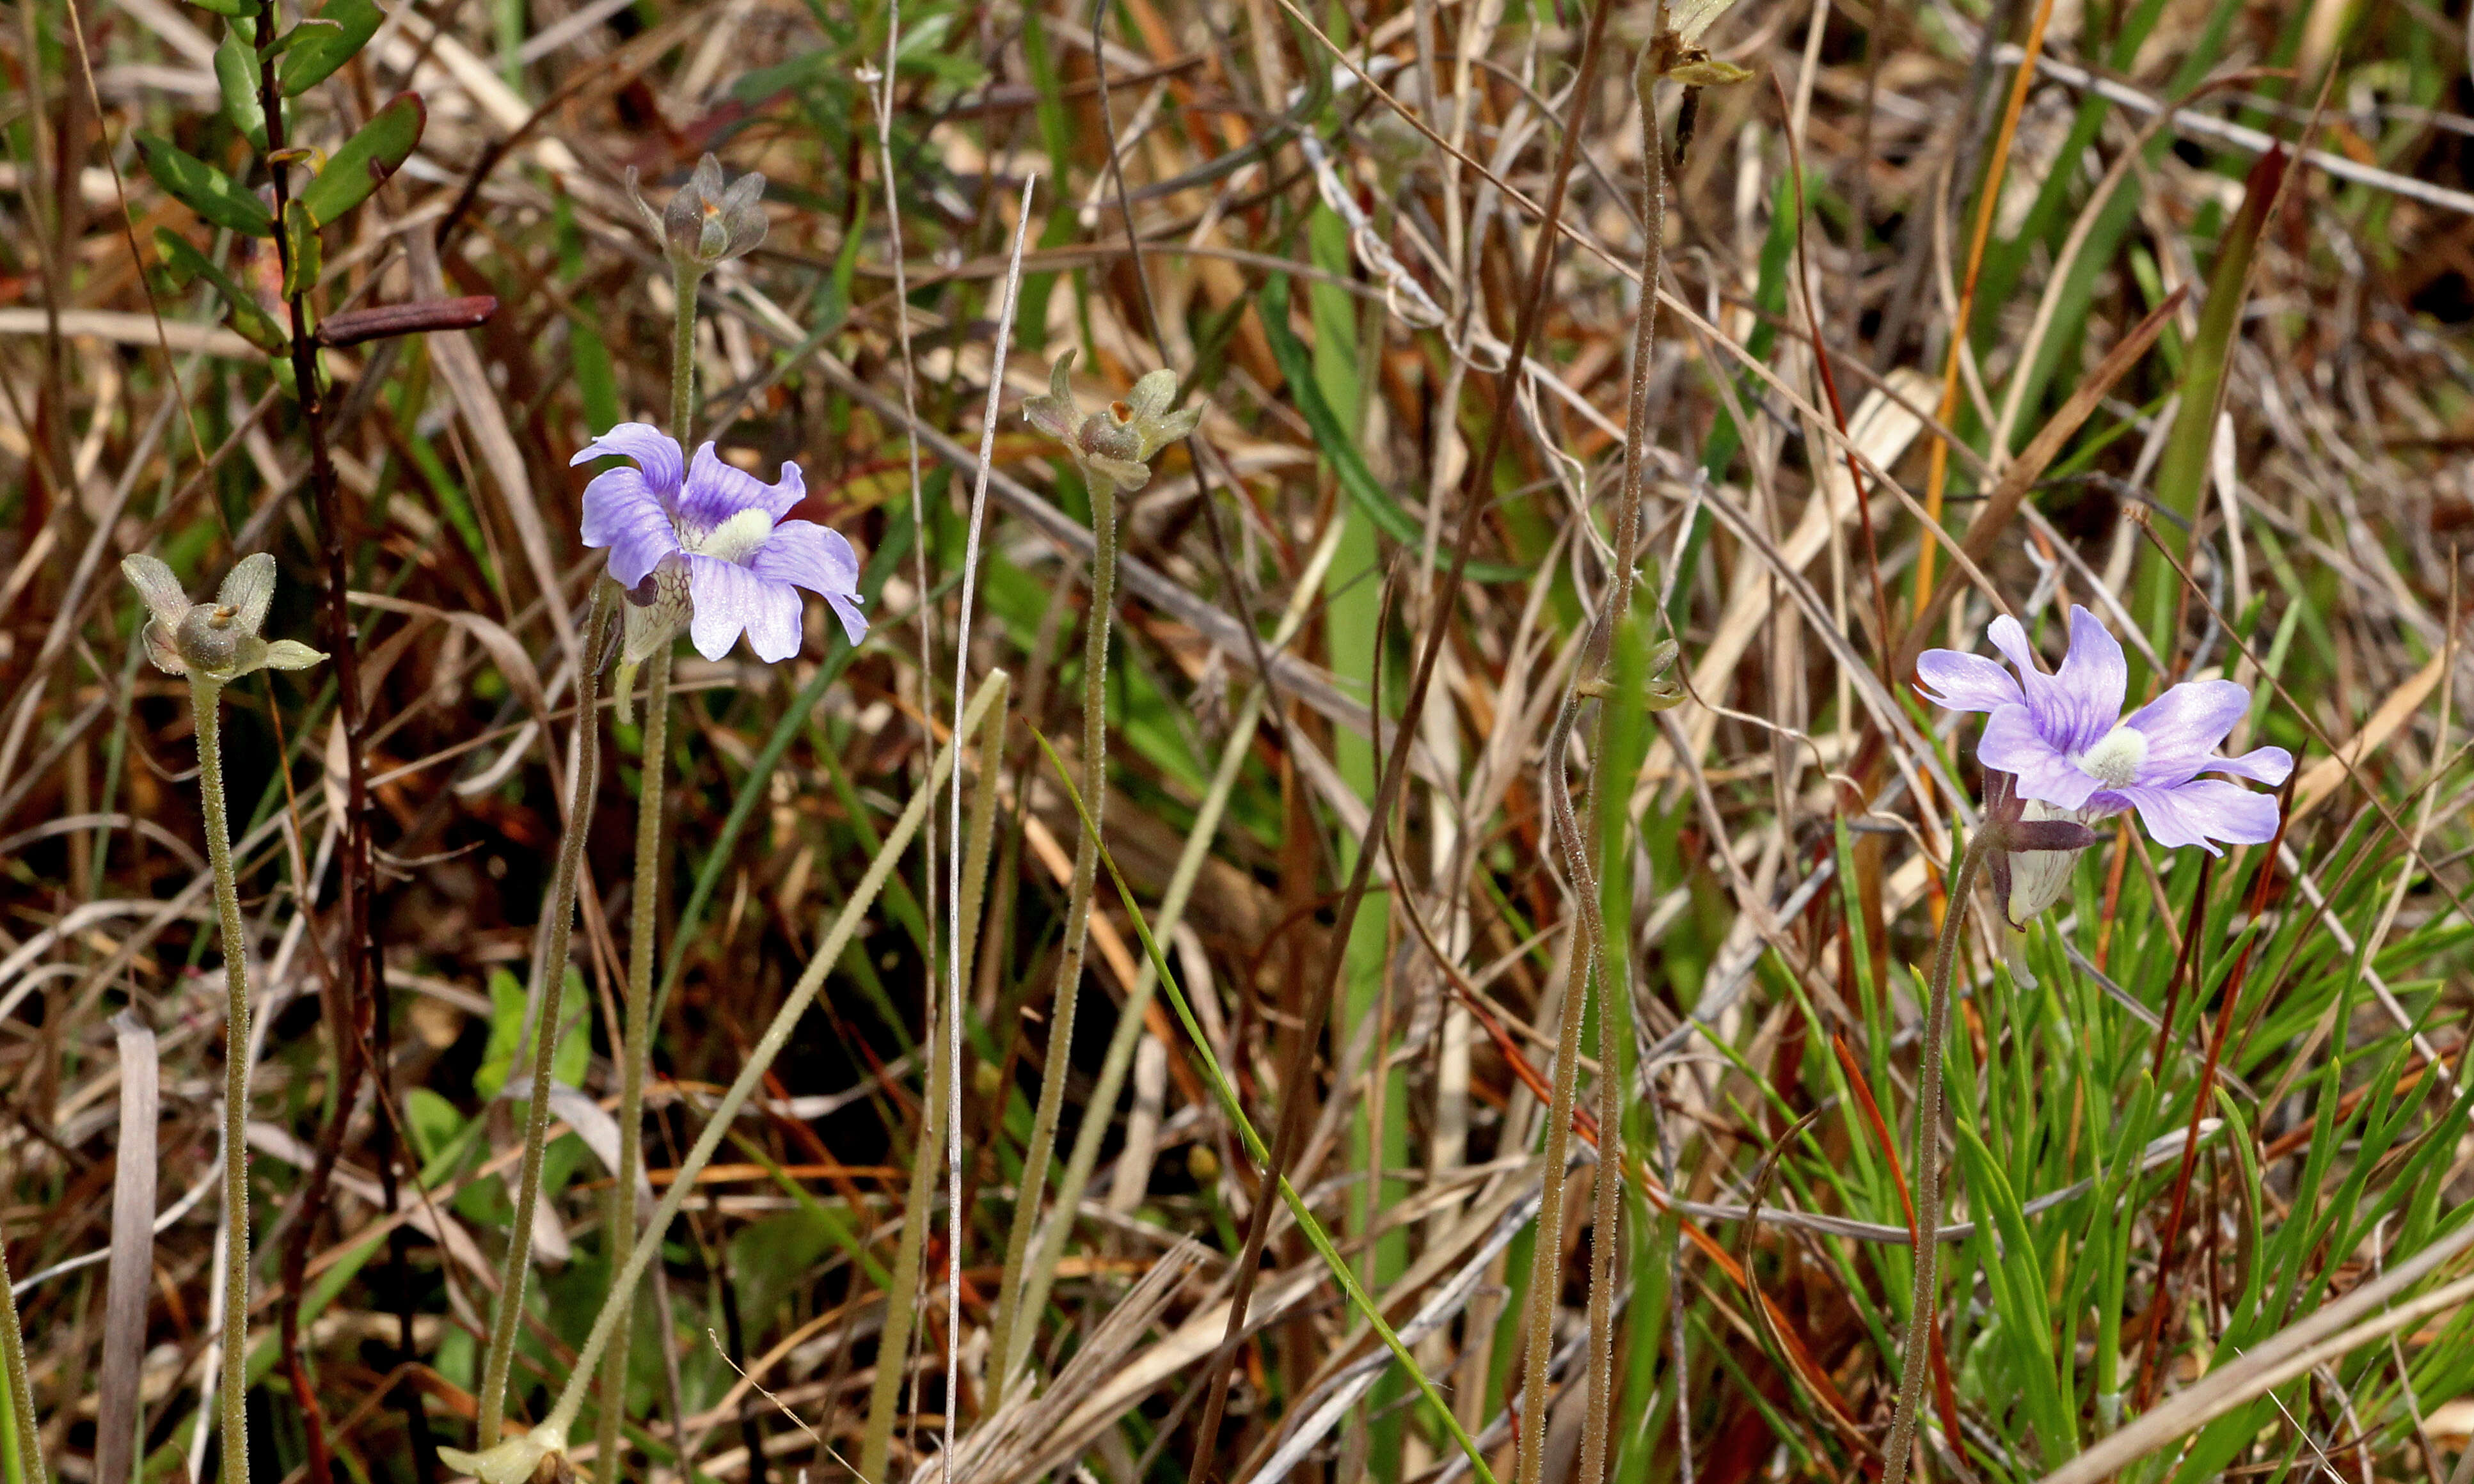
[477,583,615,1449]
[859,676,1008,1484]
[597,643,669,1480]
[987,468,1119,1406]
[598,238,700,1484]
[1005,516,1344,1380]
[0,1237,43,1484]
[532,671,1010,1451]
[1573,65,1663,1484]
[669,265,703,441]
[1880,833,1988,1484]
[191,675,253,1484]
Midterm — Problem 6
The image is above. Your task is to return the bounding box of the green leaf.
[474,968,524,1100]
[136,133,272,238]
[280,199,321,297]
[278,0,381,95]
[152,228,287,354]
[294,92,423,226]
[184,0,253,18]
[214,26,267,150]
[404,1087,465,1167]
[1258,274,1528,584]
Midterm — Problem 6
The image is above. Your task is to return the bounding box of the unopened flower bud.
[628,153,768,275]
[1024,352,1204,497]
[121,552,326,686]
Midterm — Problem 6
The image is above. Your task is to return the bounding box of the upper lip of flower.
[1917,604,2296,853]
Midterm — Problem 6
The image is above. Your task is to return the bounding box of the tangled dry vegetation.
[6,0,2474,1482]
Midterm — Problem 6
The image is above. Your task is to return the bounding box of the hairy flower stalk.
[0,1237,43,1484]
[1883,604,2292,1484]
[120,553,325,1484]
[433,674,1009,1484]
[466,581,614,1454]
[988,355,1199,1403]
[597,149,763,1480]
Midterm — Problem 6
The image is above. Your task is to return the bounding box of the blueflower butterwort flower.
[1919,605,2293,924]
[573,425,868,665]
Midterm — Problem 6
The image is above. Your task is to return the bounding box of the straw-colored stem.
[1880,833,1986,1484]
[988,470,1118,1405]
[539,670,1010,1447]
[477,584,614,1449]
[598,644,670,1480]
[189,677,254,1484]
[859,675,1006,1484]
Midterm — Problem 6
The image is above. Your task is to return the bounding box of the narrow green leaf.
[280,200,321,298]
[184,0,253,19]
[136,133,273,238]
[152,228,287,354]
[214,28,267,150]
[278,0,381,95]
[295,93,424,226]
[1259,274,1528,584]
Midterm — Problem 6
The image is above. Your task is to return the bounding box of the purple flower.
[572,424,866,664]
[1919,605,2293,859]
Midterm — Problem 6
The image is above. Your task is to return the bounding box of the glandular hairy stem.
[988,470,1120,1405]
[191,675,253,1484]
[540,672,1011,1447]
[599,645,671,1480]
[1880,833,1988,1484]
[0,1233,44,1484]
[477,583,615,1449]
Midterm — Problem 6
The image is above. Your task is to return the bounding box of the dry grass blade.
[94,1011,158,1484]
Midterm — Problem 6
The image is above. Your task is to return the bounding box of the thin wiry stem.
[598,643,669,1480]
[540,671,1011,1449]
[477,583,614,1450]
[944,178,1035,1460]
[191,675,253,1484]
[1880,832,1988,1484]
[1573,53,1665,1484]
[989,461,1118,1406]
[669,265,703,442]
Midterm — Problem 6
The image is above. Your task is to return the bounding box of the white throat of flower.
[684,506,772,564]
[2074,723,2147,789]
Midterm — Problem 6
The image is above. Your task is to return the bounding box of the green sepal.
[281,200,322,298]
[277,0,381,95]
[136,133,273,238]
[295,93,424,226]
[152,228,287,354]
[213,26,267,150]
